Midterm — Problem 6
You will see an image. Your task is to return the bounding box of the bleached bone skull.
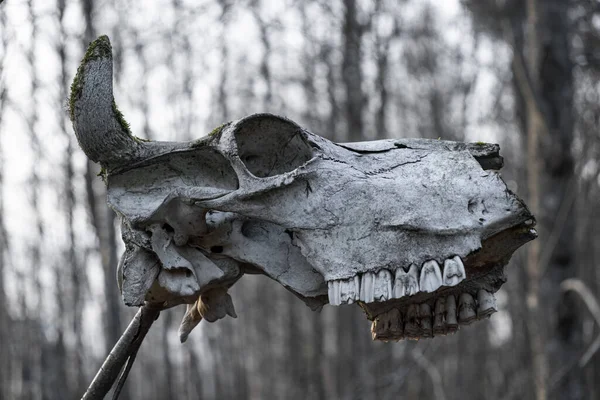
[70,36,536,342]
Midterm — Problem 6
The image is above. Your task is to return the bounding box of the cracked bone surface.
[70,35,537,343]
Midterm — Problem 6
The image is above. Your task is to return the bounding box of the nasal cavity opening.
[234,115,314,178]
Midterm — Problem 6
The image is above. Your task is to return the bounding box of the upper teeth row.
[327,256,466,306]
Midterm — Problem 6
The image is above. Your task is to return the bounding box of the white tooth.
[374,270,393,301]
[328,280,341,306]
[443,256,466,287]
[477,290,497,319]
[393,264,419,298]
[360,272,375,303]
[458,292,477,325]
[419,260,443,293]
[340,277,359,304]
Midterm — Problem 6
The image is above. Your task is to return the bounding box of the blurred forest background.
[1,0,600,399]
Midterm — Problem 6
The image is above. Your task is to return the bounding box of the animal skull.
[71,36,536,342]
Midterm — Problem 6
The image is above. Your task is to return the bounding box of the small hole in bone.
[162,223,174,233]
[210,246,224,253]
[241,220,269,241]
[185,270,192,277]
[234,115,314,177]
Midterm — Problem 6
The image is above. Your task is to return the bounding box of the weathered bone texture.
[71,36,536,342]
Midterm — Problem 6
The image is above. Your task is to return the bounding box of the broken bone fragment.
[197,287,237,323]
[477,290,498,319]
[458,293,477,325]
[119,246,161,306]
[157,268,201,298]
[178,288,237,342]
[443,256,466,287]
[179,303,202,343]
[149,224,194,271]
[163,200,208,246]
[419,260,443,293]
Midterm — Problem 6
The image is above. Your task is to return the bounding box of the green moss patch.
[111,98,131,135]
[191,121,232,148]
[69,35,112,121]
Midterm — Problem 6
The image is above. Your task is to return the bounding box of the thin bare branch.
[560,279,600,367]
[81,305,161,400]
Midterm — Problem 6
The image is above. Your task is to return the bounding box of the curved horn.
[69,35,141,170]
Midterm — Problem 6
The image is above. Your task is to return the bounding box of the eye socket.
[234,115,314,177]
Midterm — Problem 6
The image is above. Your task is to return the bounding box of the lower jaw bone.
[458,293,477,325]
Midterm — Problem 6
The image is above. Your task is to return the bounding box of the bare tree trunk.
[323,44,339,142]
[25,2,44,397]
[520,1,578,399]
[0,7,8,396]
[519,2,548,399]
[374,26,391,140]
[523,1,546,396]
[342,0,364,141]
[536,2,579,398]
